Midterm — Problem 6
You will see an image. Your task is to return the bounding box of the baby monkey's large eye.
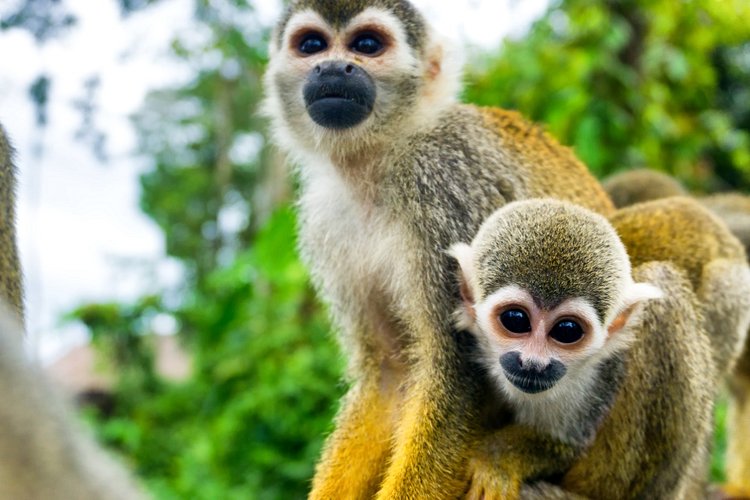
[549,320,584,344]
[298,33,328,55]
[499,309,532,334]
[350,33,385,56]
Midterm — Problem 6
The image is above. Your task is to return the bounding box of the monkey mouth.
[305,94,374,130]
[503,372,559,394]
[303,82,376,130]
[499,352,567,394]
[305,83,374,109]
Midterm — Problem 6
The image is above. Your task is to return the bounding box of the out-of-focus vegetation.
[466,0,750,191]
[4,0,750,497]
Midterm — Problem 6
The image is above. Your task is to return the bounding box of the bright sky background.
[0,0,549,361]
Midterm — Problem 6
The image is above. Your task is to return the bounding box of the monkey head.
[450,200,662,403]
[263,0,461,158]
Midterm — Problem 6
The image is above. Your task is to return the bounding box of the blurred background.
[1,0,749,498]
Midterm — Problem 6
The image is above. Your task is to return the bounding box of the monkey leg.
[465,425,579,500]
[309,375,398,500]
[375,351,484,500]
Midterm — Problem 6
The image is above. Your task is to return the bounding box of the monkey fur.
[264,1,614,498]
[604,169,750,495]
[603,168,688,209]
[0,125,24,322]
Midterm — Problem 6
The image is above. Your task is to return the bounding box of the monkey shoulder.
[412,103,612,215]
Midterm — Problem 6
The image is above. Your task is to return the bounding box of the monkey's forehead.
[477,261,620,324]
[277,0,427,52]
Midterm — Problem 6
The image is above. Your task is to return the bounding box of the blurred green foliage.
[466,0,750,191]
[4,0,749,497]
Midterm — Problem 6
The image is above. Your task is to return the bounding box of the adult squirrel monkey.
[263,1,614,497]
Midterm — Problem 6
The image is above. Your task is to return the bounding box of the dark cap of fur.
[473,200,627,322]
[276,0,427,52]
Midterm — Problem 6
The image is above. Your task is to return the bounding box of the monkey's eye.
[350,33,384,56]
[549,320,584,345]
[499,309,532,334]
[298,33,328,55]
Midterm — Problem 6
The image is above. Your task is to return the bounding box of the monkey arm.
[375,330,487,500]
[465,424,581,500]
[309,374,398,500]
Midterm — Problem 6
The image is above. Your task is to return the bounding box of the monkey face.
[472,289,604,399]
[263,5,455,155]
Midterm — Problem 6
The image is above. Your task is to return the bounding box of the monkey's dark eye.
[549,320,584,344]
[499,309,532,334]
[351,34,384,55]
[299,34,327,55]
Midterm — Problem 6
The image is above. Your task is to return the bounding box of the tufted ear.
[608,282,663,335]
[448,243,477,327]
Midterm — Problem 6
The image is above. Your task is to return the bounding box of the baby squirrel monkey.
[453,197,750,500]
[264,2,614,497]
[451,199,662,499]
[604,169,750,496]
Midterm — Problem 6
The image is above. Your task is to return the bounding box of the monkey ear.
[608,282,663,335]
[423,31,463,103]
[448,243,477,325]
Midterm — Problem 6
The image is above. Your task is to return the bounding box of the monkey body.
[0,125,143,498]
[521,262,717,499]
[265,2,614,496]
[453,199,729,500]
[294,103,614,499]
[567,198,750,499]
[604,168,750,256]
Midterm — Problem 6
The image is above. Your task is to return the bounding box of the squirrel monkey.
[605,169,750,495]
[454,198,750,499]
[451,199,663,499]
[264,1,614,497]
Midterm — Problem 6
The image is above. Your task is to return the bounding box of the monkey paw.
[465,459,522,500]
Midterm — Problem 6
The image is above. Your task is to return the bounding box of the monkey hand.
[465,456,523,500]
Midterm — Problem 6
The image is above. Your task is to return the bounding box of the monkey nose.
[312,60,363,79]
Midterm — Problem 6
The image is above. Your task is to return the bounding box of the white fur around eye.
[347,8,419,68]
[281,10,330,53]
